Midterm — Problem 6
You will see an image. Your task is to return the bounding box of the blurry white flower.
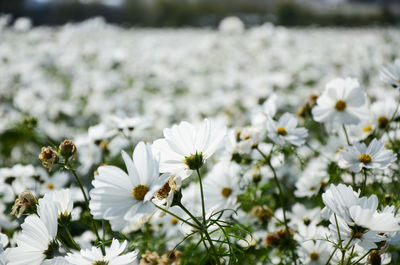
[218,16,245,34]
[380,59,400,89]
[203,161,241,215]
[288,204,322,228]
[66,239,138,265]
[89,141,168,230]
[338,139,396,173]
[295,158,328,198]
[152,119,226,178]
[312,78,368,125]
[13,17,32,32]
[267,113,308,146]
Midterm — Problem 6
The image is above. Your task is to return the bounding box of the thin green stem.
[64,227,81,250]
[195,169,221,265]
[65,163,104,254]
[361,169,368,196]
[177,202,203,228]
[346,246,355,265]
[342,125,351,146]
[256,147,297,265]
[325,246,338,265]
[196,168,207,225]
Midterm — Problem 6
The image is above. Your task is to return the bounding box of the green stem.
[177,202,203,228]
[194,169,221,265]
[361,169,368,196]
[65,163,104,254]
[196,168,207,225]
[342,125,351,146]
[256,147,297,265]
[64,227,81,250]
[325,246,338,265]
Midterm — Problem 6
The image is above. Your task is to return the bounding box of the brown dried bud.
[159,250,182,265]
[39,146,58,171]
[140,250,160,265]
[368,250,381,265]
[155,182,171,200]
[59,139,77,161]
[250,205,273,222]
[11,190,36,218]
[264,233,279,247]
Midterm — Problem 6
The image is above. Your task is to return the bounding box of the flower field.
[1,17,400,264]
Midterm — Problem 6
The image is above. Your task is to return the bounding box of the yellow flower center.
[277,127,287,136]
[378,116,388,129]
[335,100,346,111]
[171,218,178,225]
[221,187,232,198]
[47,183,55,190]
[132,185,149,201]
[359,153,372,164]
[310,252,319,261]
[362,125,372,133]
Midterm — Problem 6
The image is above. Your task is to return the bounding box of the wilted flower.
[11,190,36,218]
[39,146,59,171]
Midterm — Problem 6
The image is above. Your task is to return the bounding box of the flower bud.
[59,139,77,161]
[39,146,58,171]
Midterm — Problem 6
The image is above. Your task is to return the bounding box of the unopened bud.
[59,140,77,161]
[39,146,58,171]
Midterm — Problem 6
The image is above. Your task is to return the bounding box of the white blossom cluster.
[1,16,400,264]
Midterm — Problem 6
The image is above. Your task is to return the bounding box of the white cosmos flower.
[380,59,400,89]
[38,189,74,220]
[323,184,400,232]
[338,138,396,173]
[266,112,308,146]
[312,77,369,125]
[152,119,227,179]
[322,184,361,224]
[7,202,58,265]
[89,141,168,231]
[66,239,138,265]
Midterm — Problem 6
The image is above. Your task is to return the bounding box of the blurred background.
[1,0,400,27]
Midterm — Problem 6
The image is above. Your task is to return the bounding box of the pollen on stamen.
[335,100,346,111]
[277,127,287,136]
[221,187,232,198]
[310,252,319,261]
[132,185,149,201]
[359,153,372,164]
[362,125,372,133]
